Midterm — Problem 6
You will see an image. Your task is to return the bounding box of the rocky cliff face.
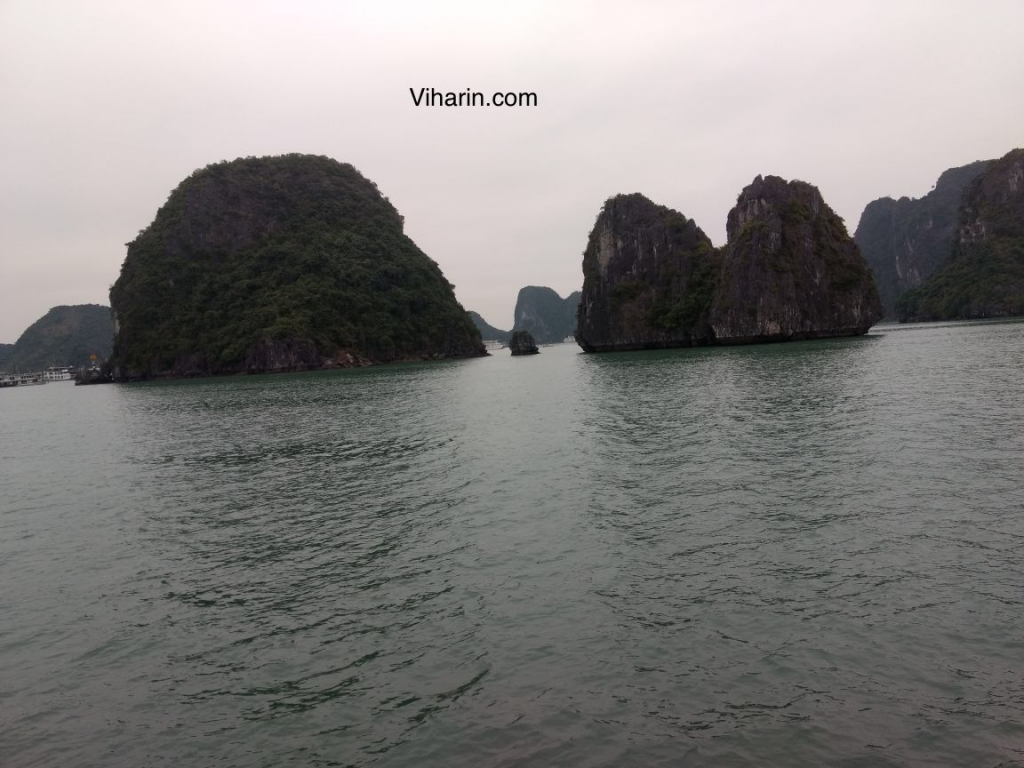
[3,304,114,373]
[109,154,484,379]
[512,286,580,343]
[710,176,881,342]
[575,177,882,351]
[854,160,990,317]
[896,148,1024,321]
[575,194,719,351]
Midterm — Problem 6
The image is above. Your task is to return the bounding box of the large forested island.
[109,154,484,379]
[575,175,881,351]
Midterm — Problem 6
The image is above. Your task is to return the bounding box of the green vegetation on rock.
[109,154,483,378]
[3,305,113,373]
[895,240,1024,320]
[647,254,721,331]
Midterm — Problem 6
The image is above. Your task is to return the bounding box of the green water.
[2,321,1023,767]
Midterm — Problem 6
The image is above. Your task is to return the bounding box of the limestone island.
[108,154,484,380]
[575,175,882,352]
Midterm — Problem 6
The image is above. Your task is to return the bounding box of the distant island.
[512,286,579,344]
[854,147,1024,322]
[108,154,484,380]
[575,176,881,351]
[2,304,113,373]
[470,287,580,344]
[855,159,991,318]
[895,149,1024,321]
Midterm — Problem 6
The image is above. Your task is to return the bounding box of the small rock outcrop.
[508,330,539,355]
[512,286,580,343]
[896,148,1024,321]
[575,177,882,352]
[854,159,991,317]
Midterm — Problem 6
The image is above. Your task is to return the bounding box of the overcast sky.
[1,0,1022,341]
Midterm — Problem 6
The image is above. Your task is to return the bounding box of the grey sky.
[1,0,1022,342]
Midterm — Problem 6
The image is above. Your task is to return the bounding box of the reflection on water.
[2,322,1024,767]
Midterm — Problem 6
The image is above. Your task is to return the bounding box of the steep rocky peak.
[599,193,662,223]
[590,193,709,277]
[596,193,703,234]
[726,175,823,241]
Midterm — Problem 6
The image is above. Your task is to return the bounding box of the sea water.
[2,320,1023,766]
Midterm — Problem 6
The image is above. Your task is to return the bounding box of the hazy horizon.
[2,0,1022,342]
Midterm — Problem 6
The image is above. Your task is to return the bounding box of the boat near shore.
[0,372,47,388]
[2,365,79,388]
[43,366,74,381]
